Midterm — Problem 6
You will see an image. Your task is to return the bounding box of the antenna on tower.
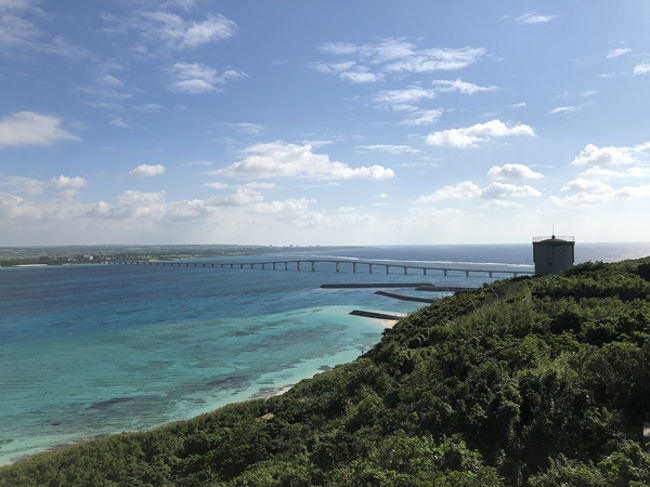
[552,223,555,239]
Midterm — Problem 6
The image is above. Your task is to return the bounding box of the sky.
[1,0,650,246]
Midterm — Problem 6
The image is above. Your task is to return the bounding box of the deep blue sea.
[1,243,649,465]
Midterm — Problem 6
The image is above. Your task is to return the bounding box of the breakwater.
[374,290,439,303]
[349,310,405,320]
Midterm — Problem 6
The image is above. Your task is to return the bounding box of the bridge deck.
[109,258,533,278]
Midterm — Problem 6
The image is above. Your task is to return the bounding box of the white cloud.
[400,109,443,126]
[0,176,45,195]
[219,142,394,181]
[487,163,543,180]
[339,70,384,83]
[110,117,128,128]
[507,102,527,108]
[606,48,631,58]
[313,61,384,83]
[180,14,237,48]
[128,164,166,177]
[0,11,39,47]
[417,180,540,204]
[320,38,416,62]
[550,163,650,207]
[0,111,79,147]
[384,46,486,73]
[49,175,87,189]
[356,144,421,154]
[0,3,91,59]
[425,119,534,148]
[570,142,650,166]
[316,38,485,79]
[549,193,610,208]
[226,122,265,135]
[580,89,598,97]
[550,106,576,114]
[205,181,229,190]
[633,63,650,76]
[209,187,264,206]
[376,193,389,199]
[1,174,87,195]
[480,182,540,199]
[561,178,613,194]
[615,184,650,199]
[0,0,41,12]
[550,181,650,207]
[312,61,356,74]
[168,62,245,93]
[127,11,237,50]
[244,182,276,190]
[416,181,481,202]
[98,74,124,89]
[431,79,498,95]
[579,166,650,180]
[374,86,436,105]
[515,12,557,24]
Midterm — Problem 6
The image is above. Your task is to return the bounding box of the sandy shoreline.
[360,313,406,328]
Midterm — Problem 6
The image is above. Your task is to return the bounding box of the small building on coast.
[532,235,575,276]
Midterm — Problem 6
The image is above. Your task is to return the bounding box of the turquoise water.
[1,244,649,464]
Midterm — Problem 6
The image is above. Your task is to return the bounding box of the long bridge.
[108,259,533,278]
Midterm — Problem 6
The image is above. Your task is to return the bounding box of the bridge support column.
[336,262,340,272]
[297,262,301,271]
[250,263,254,269]
[513,273,518,277]
[353,263,357,273]
[369,264,373,274]
[386,265,390,274]
[489,271,493,278]
[465,270,470,277]
[211,264,215,268]
[273,263,276,270]
[230,264,234,268]
[284,262,288,271]
[263,263,266,270]
[311,261,315,272]
[424,268,427,276]
[443,270,448,276]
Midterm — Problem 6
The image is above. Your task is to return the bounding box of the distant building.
[532,235,575,276]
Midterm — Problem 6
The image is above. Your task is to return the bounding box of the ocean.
[1,243,649,465]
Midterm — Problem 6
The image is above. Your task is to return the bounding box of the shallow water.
[1,243,648,464]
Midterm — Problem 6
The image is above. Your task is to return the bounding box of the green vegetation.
[2,258,650,486]
[0,244,349,267]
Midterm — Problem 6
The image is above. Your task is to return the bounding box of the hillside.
[2,258,650,486]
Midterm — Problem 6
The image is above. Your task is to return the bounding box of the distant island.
[1,258,649,486]
[0,244,354,267]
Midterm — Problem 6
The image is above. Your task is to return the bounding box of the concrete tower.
[532,235,575,276]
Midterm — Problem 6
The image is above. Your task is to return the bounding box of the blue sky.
[1,0,650,245]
